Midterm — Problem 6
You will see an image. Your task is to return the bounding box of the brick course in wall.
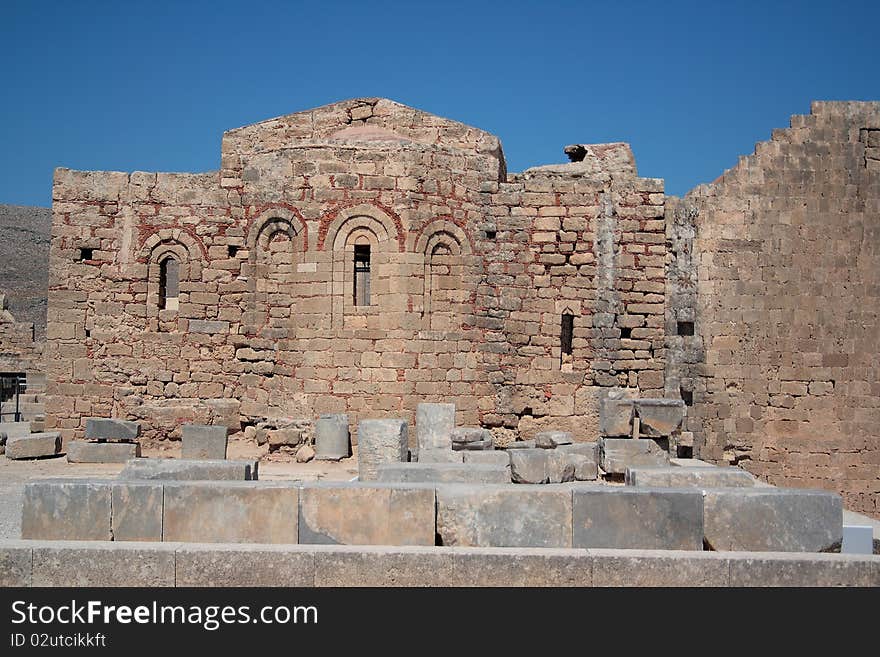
[45,98,666,446]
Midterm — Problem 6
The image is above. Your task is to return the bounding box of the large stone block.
[599,438,668,474]
[163,481,298,543]
[67,440,140,463]
[416,402,455,451]
[591,549,730,586]
[703,488,843,552]
[31,542,176,587]
[450,427,492,445]
[635,399,685,437]
[357,419,408,481]
[6,432,61,459]
[376,462,509,484]
[625,466,756,488]
[85,417,140,440]
[509,448,581,483]
[572,486,704,550]
[176,545,316,586]
[118,458,258,481]
[111,482,163,541]
[728,552,878,586]
[21,480,111,540]
[557,442,599,460]
[299,483,435,545]
[0,421,31,438]
[535,431,573,448]
[463,450,511,467]
[314,416,350,461]
[436,485,572,548]
[314,546,454,587]
[449,548,593,586]
[181,424,228,460]
[417,449,463,463]
[599,398,633,437]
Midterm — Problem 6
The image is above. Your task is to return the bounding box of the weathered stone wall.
[0,295,42,376]
[45,98,666,445]
[670,101,880,517]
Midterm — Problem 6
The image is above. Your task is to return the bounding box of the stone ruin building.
[1,98,877,517]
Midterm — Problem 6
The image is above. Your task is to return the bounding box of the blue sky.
[1,0,877,206]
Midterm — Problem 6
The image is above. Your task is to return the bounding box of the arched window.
[353,244,371,306]
[158,257,180,310]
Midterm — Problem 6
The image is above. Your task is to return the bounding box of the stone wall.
[0,294,42,376]
[45,98,666,445]
[667,101,880,517]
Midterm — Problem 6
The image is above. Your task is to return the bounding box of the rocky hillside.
[0,204,51,339]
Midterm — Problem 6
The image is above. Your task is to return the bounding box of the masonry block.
[181,424,228,460]
[111,482,163,541]
[21,480,111,540]
[162,481,298,543]
[599,398,633,436]
[436,485,572,548]
[572,486,704,550]
[357,419,408,481]
[176,545,316,586]
[6,432,61,459]
[535,431,573,448]
[635,399,685,437]
[703,488,843,552]
[463,450,511,467]
[118,458,258,481]
[416,402,455,451]
[417,449,463,463]
[0,543,32,586]
[31,542,176,587]
[298,483,435,545]
[314,416,350,461]
[0,421,31,438]
[314,546,454,587]
[84,417,140,440]
[376,462,509,484]
[67,440,140,463]
[599,438,668,474]
[626,465,756,488]
[591,549,729,586]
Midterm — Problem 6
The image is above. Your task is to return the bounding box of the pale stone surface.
[634,399,685,437]
[84,417,140,440]
[162,482,298,543]
[703,488,843,552]
[0,422,31,438]
[416,402,455,451]
[505,440,536,449]
[6,432,61,459]
[111,482,163,542]
[572,486,704,550]
[188,319,229,334]
[295,444,315,462]
[510,449,551,484]
[568,453,599,481]
[314,416,350,461]
[450,548,593,586]
[66,440,140,463]
[357,419,408,481]
[728,552,877,587]
[298,483,435,545]
[599,438,668,474]
[625,466,756,488]
[314,546,454,587]
[176,545,315,586]
[0,543,32,586]
[21,480,111,540]
[417,448,463,463]
[591,549,729,586]
[376,462,509,484]
[453,438,493,451]
[436,484,572,548]
[31,542,176,587]
[181,424,228,460]
[118,458,257,481]
[535,431,573,448]
[450,427,492,444]
[599,398,633,436]
[462,450,510,467]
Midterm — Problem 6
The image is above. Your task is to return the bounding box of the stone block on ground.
[67,440,140,463]
[162,481,298,543]
[314,416,351,461]
[463,450,511,467]
[535,431,573,448]
[416,402,455,451]
[0,421,31,439]
[599,397,634,437]
[436,485,572,548]
[417,449,463,463]
[572,486,704,550]
[450,427,492,445]
[599,438,668,474]
[703,488,843,552]
[298,483,436,545]
[626,466,756,488]
[181,424,228,460]
[118,458,258,481]
[568,453,599,481]
[510,449,550,484]
[111,481,163,541]
[635,399,685,437]
[376,462,510,484]
[6,432,61,459]
[84,417,140,441]
[21,480,111,540]
[357,419,408,481]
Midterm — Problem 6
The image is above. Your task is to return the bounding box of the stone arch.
[246,208,306,261]
[139,231,204,329]
[414,220,472,256]
[417,221,472,330]
[324,203,400,252]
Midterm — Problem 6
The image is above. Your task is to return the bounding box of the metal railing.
[0,374,26,422]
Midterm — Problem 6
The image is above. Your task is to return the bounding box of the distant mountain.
[0,204,51,340]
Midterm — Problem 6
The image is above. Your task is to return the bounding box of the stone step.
[377,462,509,484]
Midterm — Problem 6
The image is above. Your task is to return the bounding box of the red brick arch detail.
[244,204,309,253]
[318,201,405,251]
[137,226,207,262]
[413,218,475,256]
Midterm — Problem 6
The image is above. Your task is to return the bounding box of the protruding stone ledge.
[625,466,756,488]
